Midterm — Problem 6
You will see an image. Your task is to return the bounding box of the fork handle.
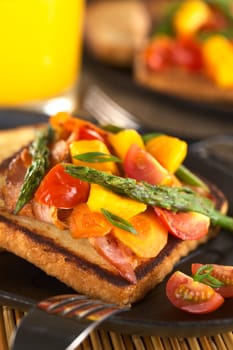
[11,307,89,350]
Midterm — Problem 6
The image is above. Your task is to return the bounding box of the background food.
[85,0,151,66]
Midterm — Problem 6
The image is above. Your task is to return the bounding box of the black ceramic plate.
[0,112,233,337]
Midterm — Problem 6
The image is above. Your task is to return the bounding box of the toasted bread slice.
[0,127,228,305]
[85,0,151,67]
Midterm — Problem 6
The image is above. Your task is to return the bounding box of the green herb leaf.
[101,208,138,235]
[193,264,224,288]
[74,152,121,163]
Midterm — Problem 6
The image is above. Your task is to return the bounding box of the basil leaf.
[101,208,138,235]
[74,152,121,163]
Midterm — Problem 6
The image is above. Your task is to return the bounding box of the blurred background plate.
[80,54,233,141]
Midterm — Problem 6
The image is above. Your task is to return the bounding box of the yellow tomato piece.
[146,135,187,173]
[173,0,211,37]
[202,35,233,88]
[108,129,145,160]
[113,209,168,258]
[87,184,147,220]
[70,140,119,174]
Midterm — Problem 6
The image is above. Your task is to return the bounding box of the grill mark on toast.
[0,213,133,287]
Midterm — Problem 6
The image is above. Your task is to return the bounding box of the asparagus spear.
[14,126,54,214]
[64,165,233,231]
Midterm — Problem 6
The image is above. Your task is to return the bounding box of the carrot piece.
[113,209,168,258]
[69,203,112,238]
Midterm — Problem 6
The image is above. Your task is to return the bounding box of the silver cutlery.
[84,85,140,129]
[11,294,129,350]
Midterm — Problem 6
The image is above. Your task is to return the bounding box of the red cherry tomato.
[35,164,89,209]
[200,9,229,32]
[166,271,224,314]
[154,207,210,240]
[79,125,105,142]
[192,263,233,298]
[144,38,173,71]
[171,38,203,71]
[123,144,169,185]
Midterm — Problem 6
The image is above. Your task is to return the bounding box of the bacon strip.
[89,234,138,284]
[32,201,68,230]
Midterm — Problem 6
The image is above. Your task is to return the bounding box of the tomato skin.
[123,144,169,185]
[78,125,105,142]
[166,271,224,314]
[192,263,233,298]
[35,164,90,209]
[145,37,203,72]
[154,207,210,240]
[144,38,172,71]
[171,38,203,71]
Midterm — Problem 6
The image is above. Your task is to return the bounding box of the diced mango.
[146,135,187,173]
[108,129,145,160]
[173,0,211,37]
[87,184,147,219]
[69,140,119,174]
[113,209,168,258]
[202,35,233,88]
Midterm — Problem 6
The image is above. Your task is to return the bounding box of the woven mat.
[1,306,232,350]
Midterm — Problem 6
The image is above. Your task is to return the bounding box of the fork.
[83,85,141,129]
[11,294,129,350]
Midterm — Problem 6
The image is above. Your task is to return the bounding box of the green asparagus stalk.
[64,165,233,231]
[14,126,54,214]
[175,165,209,191]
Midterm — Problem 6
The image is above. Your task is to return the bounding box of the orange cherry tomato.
[35,164,89,209]
[154,207,210,240]
[166,271,224,314]
[192,263,233,298]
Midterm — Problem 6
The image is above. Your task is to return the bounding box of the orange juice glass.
[0,0,85,109]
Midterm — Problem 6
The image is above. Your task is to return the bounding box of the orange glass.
[0,0,84,106]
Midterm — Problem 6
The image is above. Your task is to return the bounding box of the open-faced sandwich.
[134,0,233,103]
[0,113,232,305]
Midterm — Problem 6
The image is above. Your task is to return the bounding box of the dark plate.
[0,113,233,337]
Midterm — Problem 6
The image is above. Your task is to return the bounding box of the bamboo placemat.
[1,306,232,350]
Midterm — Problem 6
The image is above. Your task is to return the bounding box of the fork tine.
[12,294,129,350]
[84,86,140,129]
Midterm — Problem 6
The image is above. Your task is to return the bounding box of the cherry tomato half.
[123,144,169,185]
[171,37,203,72]
[144,37,173,71]
[35,164,90,209]
[166,271,224,314]
[154,207,210,240]
[192,263,233,298]
[78,125,106,142]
